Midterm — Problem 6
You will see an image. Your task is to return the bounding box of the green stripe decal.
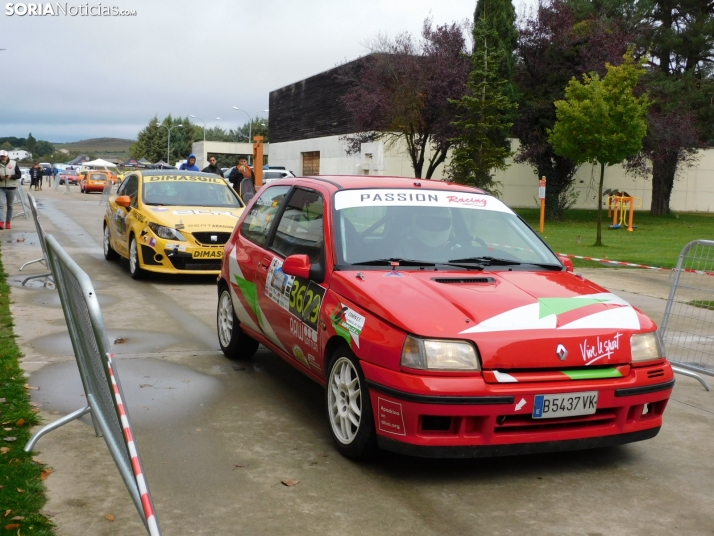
[562,368,623,380]
[233,274,261,324]
[538,297,607,319]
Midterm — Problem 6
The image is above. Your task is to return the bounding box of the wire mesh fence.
[661,240,714,386]
[25,234,160,535]
[11,183,29,221]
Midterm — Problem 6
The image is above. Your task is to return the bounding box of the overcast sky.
[2,0,534,142]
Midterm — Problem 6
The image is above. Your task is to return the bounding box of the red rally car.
[216,176,674,459]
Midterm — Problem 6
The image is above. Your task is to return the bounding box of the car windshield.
[333,188,560,268]
[142,175,243,208]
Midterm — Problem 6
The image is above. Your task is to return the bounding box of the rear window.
[90,174,106,181]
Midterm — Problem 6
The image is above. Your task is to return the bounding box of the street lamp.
[232,106,253,163]
[190,115,206,143]
[159,124,182,166]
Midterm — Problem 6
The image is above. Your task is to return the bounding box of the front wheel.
[326,346,377,460]
[128,235,145,279]
[217,285,259,359]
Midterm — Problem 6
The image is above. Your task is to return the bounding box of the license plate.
[192,249,223,259]
[532,391,598,419]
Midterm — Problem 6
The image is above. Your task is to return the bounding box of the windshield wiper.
[448,256,563,270]
[351,258,436,267]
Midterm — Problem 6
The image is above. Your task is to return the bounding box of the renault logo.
[556,344,568,361]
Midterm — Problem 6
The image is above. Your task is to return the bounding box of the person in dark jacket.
[179,154,200,171]
[29,163,43,191]
[201,156,224,177]
[0,150,21,229]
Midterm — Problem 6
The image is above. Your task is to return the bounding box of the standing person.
[29,163,42,191]
[201,156,224,177]
[229,157,256,202]
[179,154,200,171]
[0,150,21,230]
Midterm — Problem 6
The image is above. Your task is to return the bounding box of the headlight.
[401,335,481,371]
[631,331,665,362]
[148,222,186,241]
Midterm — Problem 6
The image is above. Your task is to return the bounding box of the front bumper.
[363,360,674,456]
[137,237,224,275]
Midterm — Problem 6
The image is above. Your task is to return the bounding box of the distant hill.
[53,137,134,159]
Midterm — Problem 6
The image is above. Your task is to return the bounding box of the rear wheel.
[103,223,119,261]
[217,284,259,359]
[128,235,145,279]
[326,346,377,460]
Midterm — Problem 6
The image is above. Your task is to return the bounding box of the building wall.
[269,136,714,212]
[269,57,365,143]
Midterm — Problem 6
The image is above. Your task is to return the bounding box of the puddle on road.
[30,329,188,355]
[29,358,222,425]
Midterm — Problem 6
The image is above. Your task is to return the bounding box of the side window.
[271,188,324,263]
[117,174,136,196]
[240,186,291,247]
[119,176,139,208]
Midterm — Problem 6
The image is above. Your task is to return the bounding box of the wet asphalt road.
[5,185,714,535]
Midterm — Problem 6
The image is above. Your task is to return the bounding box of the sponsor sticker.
[377,398,406,436]
[307,353,321,372]
[173,210,238,218]
[579,332,623,365]
[192,249,223,259]
[330,304,365,348]
[148,238,156,247]
[292,345,309,368]
[333,189,512,213]
[148,175,222,183]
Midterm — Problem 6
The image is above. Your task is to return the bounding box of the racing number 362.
[289,279,325,330]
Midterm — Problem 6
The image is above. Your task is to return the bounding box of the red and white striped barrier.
[558,253,714,276]
[106,353,160,536]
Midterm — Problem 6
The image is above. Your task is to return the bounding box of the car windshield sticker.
[334,189,512,213]
[460,293,640,334]
[265,257,326,351]
[147,175,224,183]
[330,304,365,348]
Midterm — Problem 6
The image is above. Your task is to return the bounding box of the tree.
[447,22,516,192]
[0,141,12,151]
[130,116,200,163]
[234,117,269,143]
[340,19,470,179]
[35,140,55,157]
[549,53,649,246]
[26,133,37,158]
[514,0,634,220]
[626,0,714,214]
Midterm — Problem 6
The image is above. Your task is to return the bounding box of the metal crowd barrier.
[100,180,114,204]
[661,239,714,391]
[24,233,161,535]
[19,193,52,286]
[11,183,29,221]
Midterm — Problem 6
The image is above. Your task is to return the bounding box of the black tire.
[217,284,259,359]
[103,223,119,261]
[128,235,145,280]
[326,345,377,460]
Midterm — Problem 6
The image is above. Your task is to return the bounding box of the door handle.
[260,257,271,270]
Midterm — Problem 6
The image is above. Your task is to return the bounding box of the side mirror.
[115,195,132,208]
[559,256,574,272]
[282,254,311,279]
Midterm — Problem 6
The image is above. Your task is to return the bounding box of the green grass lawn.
[515,208,714,269]
[0,245,54,534]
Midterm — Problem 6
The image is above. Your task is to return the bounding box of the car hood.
[329,270,656,369]
[142,205,244,233]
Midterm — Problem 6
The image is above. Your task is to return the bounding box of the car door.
[258,187,327,374]
[110,174,138,257]
[231,184,292,349]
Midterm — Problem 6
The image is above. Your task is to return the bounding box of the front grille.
[493,409,617,434]
[432,277,495,284]
[191,232,231,245]
[168,255,221,271]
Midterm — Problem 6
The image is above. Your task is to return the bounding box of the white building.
[9,149,32,160]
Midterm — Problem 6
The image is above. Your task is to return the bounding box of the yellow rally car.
[103,170,245,278]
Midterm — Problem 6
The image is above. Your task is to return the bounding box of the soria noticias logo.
[5,3,137,16]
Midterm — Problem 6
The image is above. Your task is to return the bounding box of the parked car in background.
[79,170,113,193]
[20,167,30,185]
[59,169,79,185]
[263,169,296,184]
